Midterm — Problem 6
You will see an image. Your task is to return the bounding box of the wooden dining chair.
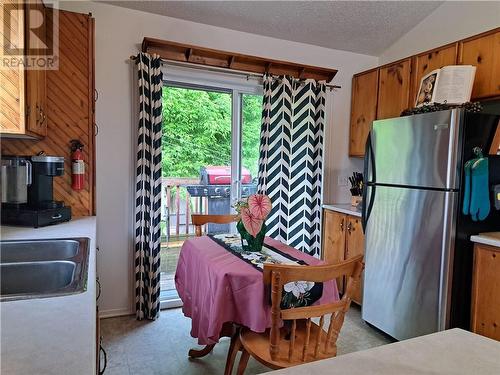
[191,214,239,236]
[225,255,364,375]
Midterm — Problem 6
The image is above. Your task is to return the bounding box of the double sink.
[0,238,90,301]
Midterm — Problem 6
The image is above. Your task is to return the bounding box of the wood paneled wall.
[1,10,95,217]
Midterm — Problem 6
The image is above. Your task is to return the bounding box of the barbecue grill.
[186,166,257,233]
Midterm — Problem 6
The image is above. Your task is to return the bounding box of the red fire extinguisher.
[70,140,85,190]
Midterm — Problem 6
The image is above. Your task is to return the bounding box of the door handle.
[347,221,352,234]
[51,214,62,219]
[362,132,376,233]
[340,218,344,232]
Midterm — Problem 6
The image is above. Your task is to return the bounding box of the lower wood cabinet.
[471,243,500,341]
[322,209,365,304]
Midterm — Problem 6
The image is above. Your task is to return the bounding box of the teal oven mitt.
[469,157,490,221]
[462,158,475,216]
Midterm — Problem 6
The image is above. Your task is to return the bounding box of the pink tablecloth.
[175,236,339,345]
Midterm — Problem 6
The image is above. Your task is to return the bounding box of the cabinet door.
[459,30,500,100]
[0,0,26,134]
[377,59,411,120]
[25,0,47,137]
[349,69,378,157]
[410,44,458,107]
[346,216,365,304]
[322,210,346,293]
[471,244,500,341]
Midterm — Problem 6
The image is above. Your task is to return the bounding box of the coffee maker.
[1,155,71,227]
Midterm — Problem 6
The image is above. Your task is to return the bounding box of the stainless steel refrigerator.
[361,108,500,341]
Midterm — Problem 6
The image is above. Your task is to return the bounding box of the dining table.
[174,234,339,359]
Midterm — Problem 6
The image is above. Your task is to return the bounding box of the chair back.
[191,214,239,236]
[263,255,364,363]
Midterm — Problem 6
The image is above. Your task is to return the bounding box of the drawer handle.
[51,214,62,219]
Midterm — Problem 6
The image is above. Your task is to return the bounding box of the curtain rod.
[129,55,341,90]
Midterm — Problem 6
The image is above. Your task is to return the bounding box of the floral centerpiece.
[234,194,272,252]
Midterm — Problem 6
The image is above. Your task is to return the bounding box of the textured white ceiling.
[100,1,444,55]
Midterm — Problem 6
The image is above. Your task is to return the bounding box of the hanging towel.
[462,158,476,216]
[469,157,490,221]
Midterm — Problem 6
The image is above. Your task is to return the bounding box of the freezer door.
[370,109,462,189]
[362,185,457,341]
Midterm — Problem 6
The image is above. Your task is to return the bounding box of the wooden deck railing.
[162,177,207,241]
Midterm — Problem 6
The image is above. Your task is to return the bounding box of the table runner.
[175,236,338,345]
[208,233,323,309]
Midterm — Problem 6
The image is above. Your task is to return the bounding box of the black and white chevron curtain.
[257,74,326,257]
[135,52,163,320]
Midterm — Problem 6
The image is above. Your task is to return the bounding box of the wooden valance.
[142,38,338,82]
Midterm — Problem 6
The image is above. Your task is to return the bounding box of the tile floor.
[101,305,392,375]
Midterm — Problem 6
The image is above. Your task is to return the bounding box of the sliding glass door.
[159,69,262,305]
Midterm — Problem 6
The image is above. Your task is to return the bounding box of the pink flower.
[248,194,272,220]
[241,207,264,237]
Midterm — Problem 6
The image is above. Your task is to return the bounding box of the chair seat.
[239,320,335,370]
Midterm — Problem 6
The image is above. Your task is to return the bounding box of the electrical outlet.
[337,175,349,187]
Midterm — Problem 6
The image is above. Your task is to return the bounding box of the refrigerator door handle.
[362,133,376,233]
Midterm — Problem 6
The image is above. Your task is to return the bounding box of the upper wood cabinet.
[377,59,411,120]
[410,44,458,107]
[349,27,500,158]
[25,0,47,137]
[459,29,500,100]
[0,0,47,138]
[349,69,378,157]
[0,0,25,135]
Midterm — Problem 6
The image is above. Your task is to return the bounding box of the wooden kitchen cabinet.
[25,0,47,137]
[322,209,365,304]
[0,0,47,138]
[322,210,347,293]
[348,27,500,158]
[471,243,500,341]
[349,69,379,157]
[377,58,411,120]
[346,216,364,303]
[459,29,500,100]
[410,43,458,107]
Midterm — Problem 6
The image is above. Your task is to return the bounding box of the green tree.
[241,94,262,178]
[162,86,262,179]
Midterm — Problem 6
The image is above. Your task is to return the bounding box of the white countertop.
[470,232,500,248]
[266,329,500,374]
[1,217,97,375]
[323,203,362,217]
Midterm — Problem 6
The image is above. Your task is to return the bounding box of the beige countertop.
[323,203,362,217]
[470,232,500,248]
[266,328,500,374]
[1,217,97,375]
